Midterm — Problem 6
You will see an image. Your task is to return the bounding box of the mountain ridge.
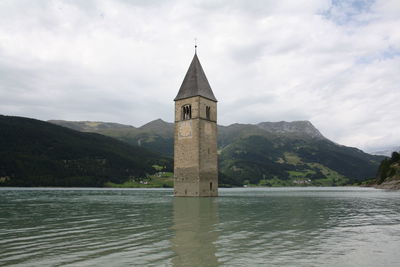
[370,146,400,157]
[50,118,327,140]
[257,121,325,139]
[1,115,172,187]
[49,118,384,186]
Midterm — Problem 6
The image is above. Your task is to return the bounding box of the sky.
[0,0,399,152]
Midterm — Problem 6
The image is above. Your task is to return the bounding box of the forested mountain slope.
[375,151,400,189]
[50,119,384,186]
[0,116,171,187]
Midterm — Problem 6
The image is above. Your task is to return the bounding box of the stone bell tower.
[173,51,218,197]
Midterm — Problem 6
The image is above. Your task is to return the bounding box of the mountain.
[370,146,400,157]
[47,120,133,132]
[375,151,400,189]
[0,116,172,187]
[256,121,325,139]
[49,119,174,157]
[49,119,385,186]
[218,133,381,186]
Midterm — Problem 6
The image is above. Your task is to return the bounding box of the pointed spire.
[174,53,217,102]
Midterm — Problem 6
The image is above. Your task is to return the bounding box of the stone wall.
[174,96,218,197]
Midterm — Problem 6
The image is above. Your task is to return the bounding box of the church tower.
[173,52,218,197]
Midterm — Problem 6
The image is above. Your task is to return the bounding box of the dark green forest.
[0,115,172,187]
[376,151,400,185]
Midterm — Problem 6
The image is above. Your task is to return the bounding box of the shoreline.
[0,185,385,190]
[374,180,400,190]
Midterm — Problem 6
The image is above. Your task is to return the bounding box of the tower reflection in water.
[171,197,219,266]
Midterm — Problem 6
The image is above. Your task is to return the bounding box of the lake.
[1,187,400,266]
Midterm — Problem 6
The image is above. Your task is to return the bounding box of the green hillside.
[50,119,384,187]
[0,115,172,187]
[219,135,382,186]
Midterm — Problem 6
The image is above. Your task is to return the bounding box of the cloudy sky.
[0,0,399,152]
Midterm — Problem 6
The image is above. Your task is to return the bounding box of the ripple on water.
[1,187,400,266]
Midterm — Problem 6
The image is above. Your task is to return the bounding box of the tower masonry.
[173,53,218,197]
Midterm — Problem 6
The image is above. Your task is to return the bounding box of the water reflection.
[1,188,400,266]
[171,198,219,267]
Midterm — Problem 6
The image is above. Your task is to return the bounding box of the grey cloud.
[231,42,266,64]
[0,0,399,151]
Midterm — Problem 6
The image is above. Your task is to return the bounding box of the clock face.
[178,121,192,138]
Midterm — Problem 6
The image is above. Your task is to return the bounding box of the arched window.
[182,105,191,120]
[206,106,211,120]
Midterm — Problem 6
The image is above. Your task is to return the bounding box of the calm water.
[1,187,400,267]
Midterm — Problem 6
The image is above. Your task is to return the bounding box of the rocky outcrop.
[374,151,400,190]
[375,180,400,190]
[256,121,325,139]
